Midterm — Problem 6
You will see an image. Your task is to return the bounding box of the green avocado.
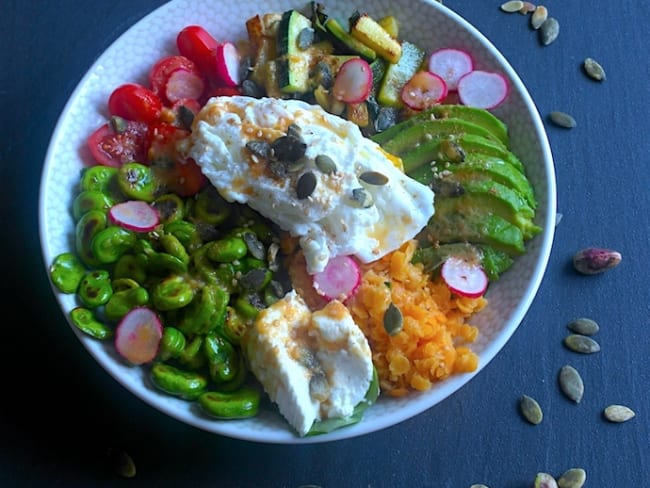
[401,133,525,174]
[372,104,509,147]
[378,118,507,157]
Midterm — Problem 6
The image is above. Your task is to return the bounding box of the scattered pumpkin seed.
[286,123,303,141]
[539,17,559,45]
[269,160,288,178]
[519,394,543,425]
[557,468,586,488]
[530,5,548,29]
[286,158,306,173]
[534,472,558,488]
[107,448,136,478]
[558,365,584,403]
[566,317,599,336]
[563,334,601,354]
[239,268,269,291]
[272,135,307,162]
[439,138,466,162]
[583,57,606,81]
[430,178,465,197]
[470,485,490,488]
[603,404,636,423]
[359,171,389,186]
[296,171,317,199]
[351,187,374,208]
[573,247,622,275]
[242,231,266,260]
[246,140,272,159]
[297,27,314,50]
[383,302,403,336]
[549,111,576,129]
[519,1,536,14]
[315,154,337,174]
[500,1,524,13]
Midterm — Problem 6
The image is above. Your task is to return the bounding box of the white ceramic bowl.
[39,0,556,443]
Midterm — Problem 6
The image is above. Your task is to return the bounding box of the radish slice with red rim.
[313,255,361,302]
[440,256,488,298]
[214,42,241,87]
[400,71,448,111]
[109,200,160,232]
[427,48,474,91]
[457,70,509,109]
[332,58,373,104]
[164,67,206,103]
[114,307,163,365]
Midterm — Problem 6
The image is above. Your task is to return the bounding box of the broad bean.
[70,307,113,340]
[72,190,114,221]
[178,284,229,335]
[50,252,86,294]
[206,236,248,263]
[152,275,194,311]
[152,193,185,223]
[159,327,186,361]
[91,226,136,264]
[78,270,113,308]
[105,283,149,322]
[203,332,239,384]
[118,162,156,202]
[150,363,207,400]
[192,186,231,225]
[75,209,108,266]
[198,386,261,419]
[79,165,119,196]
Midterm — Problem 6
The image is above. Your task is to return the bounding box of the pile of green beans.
[50,162,289,419]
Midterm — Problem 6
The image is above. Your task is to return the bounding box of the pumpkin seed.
[519,394,543,425]
[519,2,536,14]
[268,160,288,178]
[272,135,307,162]
[296,171,317,199]
[242,231,266,260]
[351,187,374,208]
[563,334,600,354]
[297,27,314,50]
[470,485,490,488]
[558,365,584,403]
[603,404,636,423]
[383,302,403,336]
[315,154,337,174]
[534,473,558,488]
[239,268,269,291]
[583,57,606,81]
[500,1,524,12]
[359,171,389,186]
[286,123,303,141]
[430,178,465,197]
[246,140,272,159]
[549,111,576,129]
[539,17,559,45]
[286,158,306,173]
[557,468,586,488]
[566,317,599,336]
[439,138,466,162]
[107,448,136,478]
[530,5,548,29]
[309,371,330,401]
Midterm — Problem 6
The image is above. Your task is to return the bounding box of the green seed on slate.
[519,394,543,425]
[557,468,586,488]
[564,334,601,354]
[558,365,584,403]
[603,404,636,423]
[530,6,548,30]
[549,111,576,128]
[539,17,560,46]
[567,317,599,336]
[500,1,524,12]
[534,473,558,488]
[583,57,606,81]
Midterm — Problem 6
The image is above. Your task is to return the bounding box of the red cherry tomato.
[176,25,220,81]
[206,85,242,98]
[108,83,163,124]
[86,120,149,167]
[147,123,207,196]
[149,55,204,105]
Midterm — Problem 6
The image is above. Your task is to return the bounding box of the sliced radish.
[312,255,362,302]
[213,42,241,87]
[440,256,489,298]
[400,71,448,111]
[114,307,163,365]
[457,70,509,109]
[427,48,474,91]
[109,200,160,232]
[164,67,206,104]
[332,58,373,104]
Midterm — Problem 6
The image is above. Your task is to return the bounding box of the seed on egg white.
[315,154,337,174]
[350,187,374,208]
[297,171,317,199]
[359,171,389,186]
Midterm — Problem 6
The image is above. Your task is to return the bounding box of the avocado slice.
[411,242,513,281]
[379,118,507,157]
[422,198,526,255]
[401,133,525,174]
[372,104,509,147]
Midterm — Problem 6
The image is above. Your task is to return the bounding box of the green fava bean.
[159,327,186,361]
[221,306,250,345]
[150,362,207,400]
[192,186,232,225]
[207,236,248,263]
[69,307,113,340]
[50,252,86,294]
[178,336,206,370]
[79,165,119,196]
[104,285,149,322]
[75,209,108,267]
[178,284,229,335]
[198,386,261,419]
[152,194,185,223]
[159,233,190,266]
[146,251,188,275]
[233,293,263,320]
[78,270,113,308]
[203,333,239,384]
[72,190,114,221]
[113,254,147,283]
[91,226,136,264]
[118,162,157,202]
[164,220,202,253]
[152,275,194,311]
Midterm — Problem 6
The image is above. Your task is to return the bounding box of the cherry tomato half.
[108,83,163,124]
[176,25,220,81]
[87,119,149,167]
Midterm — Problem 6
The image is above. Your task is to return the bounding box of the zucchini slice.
[277,10,313,93]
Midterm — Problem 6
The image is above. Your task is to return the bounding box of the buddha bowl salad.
[49,2,541,437]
